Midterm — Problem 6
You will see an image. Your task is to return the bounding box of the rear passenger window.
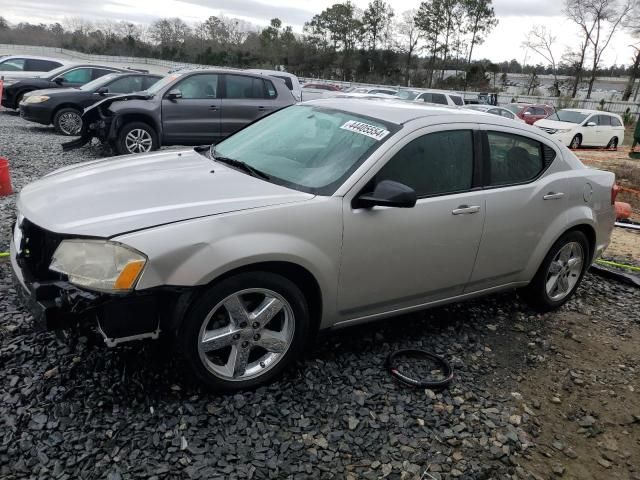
[450,96,464,106]
[225,75,269,99]
[263,79,277,99]
[486,132,549,186]
[611,117,623,127]
[431,93,448,105]
[597,115,611,126]
[25,59,61,71]
[375,130,473,197]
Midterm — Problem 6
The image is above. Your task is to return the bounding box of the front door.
[467,128,567,290]
[338,127,486,318]
[161,73,221,145]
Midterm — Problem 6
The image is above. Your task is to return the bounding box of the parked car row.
[3,55,625,153]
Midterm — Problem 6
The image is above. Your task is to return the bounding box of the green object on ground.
[596,259,640,272]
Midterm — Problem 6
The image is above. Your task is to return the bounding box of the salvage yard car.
[1,63,127,109]
[20,72,162,135]
[11,98,616,391]
[534,109,625,149]
[64,68,296,154]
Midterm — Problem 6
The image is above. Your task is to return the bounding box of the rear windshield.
[547,111,589,124]
[273,75,293,91]
[396,90,419,100]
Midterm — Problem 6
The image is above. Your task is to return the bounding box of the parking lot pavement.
[1,111,639,480]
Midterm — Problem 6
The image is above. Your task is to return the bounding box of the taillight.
[611,184,620,205]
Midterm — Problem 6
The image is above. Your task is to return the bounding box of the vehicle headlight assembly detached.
[50,240,146,292]
[23,95,50,104]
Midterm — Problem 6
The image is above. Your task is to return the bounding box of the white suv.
[397,88,464,107]
[534,109,625,149]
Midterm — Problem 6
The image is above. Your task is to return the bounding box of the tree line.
[0,0,638,98]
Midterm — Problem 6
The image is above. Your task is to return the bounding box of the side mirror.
[167,89,182,100]
[53,77,64,85]
[585,121,596,127]
[96,86,108,95]
[353,180,417,209]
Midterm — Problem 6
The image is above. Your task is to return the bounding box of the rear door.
[466,127,566,291]
[219,74,279,137]
[595,115,612,146]
[161,73,221,144]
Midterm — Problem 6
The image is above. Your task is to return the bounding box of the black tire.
[522,231,590,312]
[569,134,582,149]
[115,121,159,155]
[14,91,26,109]
[606,137,618,150]
[177,272,311,392]
[53,107,83,136]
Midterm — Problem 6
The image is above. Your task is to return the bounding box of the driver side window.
[375,130,474,197]
[174,74,219,99]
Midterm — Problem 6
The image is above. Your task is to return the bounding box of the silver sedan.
[11,98,616,391]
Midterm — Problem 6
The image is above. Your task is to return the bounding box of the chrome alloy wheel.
[197,288,295,381]
[125,128,153,153]
[59,111,82,135]
[545,242,584,301]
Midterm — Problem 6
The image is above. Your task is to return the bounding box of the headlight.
[23,95,50,104]
[50,240,146,292]
[556,129,572,133]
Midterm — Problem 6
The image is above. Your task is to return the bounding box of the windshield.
[396,90,419,100]
[213,105,399,195]
[45,64,73,79]
[144,73,182,95]
[547,110,589,124]
[504,104,524,114]
[79,73,120,91]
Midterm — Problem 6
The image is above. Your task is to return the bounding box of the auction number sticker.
[340,120,390,141]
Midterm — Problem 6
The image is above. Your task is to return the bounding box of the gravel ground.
[1,111,639,480]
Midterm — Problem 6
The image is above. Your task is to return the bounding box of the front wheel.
[54,108,83,136]
[569,134,582,149]
[177,272,311,392]
[115,121,159,155]
[522,231,589,312]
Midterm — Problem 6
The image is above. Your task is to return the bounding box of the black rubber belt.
[386,349,454,390]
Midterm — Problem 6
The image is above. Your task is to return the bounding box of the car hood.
[23,87,79,97]
[18,149,314,237]
[534,119,578,129]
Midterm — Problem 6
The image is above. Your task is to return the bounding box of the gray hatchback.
[64,69,296,155]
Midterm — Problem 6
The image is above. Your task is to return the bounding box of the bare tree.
[523,26,560,96]
[564,0,600,98]
[621,1,640,100]
[394,9,422,86]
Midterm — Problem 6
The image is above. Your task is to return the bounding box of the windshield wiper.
[212,154,271,181]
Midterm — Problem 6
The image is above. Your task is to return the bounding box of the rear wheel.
[523,231,589,312]
[177,272,311,392]
[569,134,582,149]
[53,108,83,136]
[606,137,618,150]
[115,121,159,155]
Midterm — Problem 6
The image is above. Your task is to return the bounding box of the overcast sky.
[1,0,637,65]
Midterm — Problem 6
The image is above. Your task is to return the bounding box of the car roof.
[247,69,297,78]
[303,97,497,125]
[0,54,71,63]
[562,108,619,116]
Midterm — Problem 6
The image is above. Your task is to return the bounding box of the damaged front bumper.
[10,224,186,347]
[61,92,151,152]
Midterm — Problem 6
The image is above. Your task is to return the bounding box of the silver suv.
[11,99,615,391]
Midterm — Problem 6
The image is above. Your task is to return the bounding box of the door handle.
[543,192,564,200]
[258,106,267,111]
[209,105,218,111]
[452,205,481,215]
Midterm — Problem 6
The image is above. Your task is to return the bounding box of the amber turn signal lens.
[114,260,146,290]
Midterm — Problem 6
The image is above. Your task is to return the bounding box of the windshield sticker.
[340,120,390,141]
